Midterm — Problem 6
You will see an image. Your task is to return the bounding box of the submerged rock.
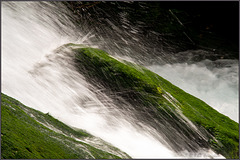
[69,44,238,159]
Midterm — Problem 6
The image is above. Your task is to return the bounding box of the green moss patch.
[1,93,130,159]
[71,45,238,159]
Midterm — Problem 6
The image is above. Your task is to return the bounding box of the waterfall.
[2,1,234,158]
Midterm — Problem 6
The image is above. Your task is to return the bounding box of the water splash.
[2,1,228,158]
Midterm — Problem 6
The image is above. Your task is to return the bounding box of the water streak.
[2,1,229,158]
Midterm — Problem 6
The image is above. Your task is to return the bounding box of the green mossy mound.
[1,93,130,159]
[71,44,238,159]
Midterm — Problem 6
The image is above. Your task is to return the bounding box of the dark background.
[65,1,239,59]
[159,1,239,42]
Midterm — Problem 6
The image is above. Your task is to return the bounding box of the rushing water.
[148,58,239,122]
[2,1,236,158]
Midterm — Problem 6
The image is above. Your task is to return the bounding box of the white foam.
[147,60,238,122]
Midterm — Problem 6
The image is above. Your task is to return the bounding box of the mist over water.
[1,1,234,158]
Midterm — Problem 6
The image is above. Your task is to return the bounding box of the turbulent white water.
[1,1,230,158]
[148,59,239,122]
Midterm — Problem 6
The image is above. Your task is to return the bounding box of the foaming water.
[2,1,226,158]
[147,59,239,122]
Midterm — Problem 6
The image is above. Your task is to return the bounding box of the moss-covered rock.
[70,44,238,159]
[1,93,130,159]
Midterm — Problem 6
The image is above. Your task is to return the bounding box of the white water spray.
[2,1,226,158]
